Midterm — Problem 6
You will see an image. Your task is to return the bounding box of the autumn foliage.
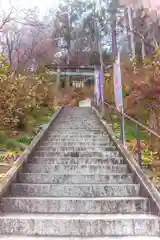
[0,60,56,130]
[104,48,160,163]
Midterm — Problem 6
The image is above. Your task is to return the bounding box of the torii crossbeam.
[45,64,100,77]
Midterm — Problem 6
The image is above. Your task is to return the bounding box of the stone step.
[1,237,160,240]
[54,124,101,126]
[2,197,148,214]
[50,129,104,131]
[37,146,116,152]
[56,123,97,125]
[0,214,159,236]
[50,122,102,124]
[47,129,105,131]
[52,126,106,128]
[54,119,98,121]
[32,151,120,158]
[46,138,110,142]
[47,130,107,132]
[51,123,103,125]
[24,164,128,174]
[18,173,133,184]
[10,183,139,197]
[46,134,109,138]
[53,121,101,123]
[47,132,108,134]
[53,120,100,122]
[40,142,113,147]
[46,133,108,135]
[42,140,111,144]
[43,136,110,140]
[45,138,110,142]
[54,120,99,122]
[47,135,107,138]
[52,122,101,124]
[29,157,124,164]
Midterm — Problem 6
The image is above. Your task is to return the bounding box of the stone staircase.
[0,107,160,239]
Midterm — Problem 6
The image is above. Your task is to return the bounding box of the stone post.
[56,68,60,92]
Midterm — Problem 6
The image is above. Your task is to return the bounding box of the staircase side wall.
[0,107,63,199]
[93,106,160,216]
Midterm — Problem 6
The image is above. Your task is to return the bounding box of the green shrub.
[16,136,33,145]
[0,132,7,147]
[6,140,18,151]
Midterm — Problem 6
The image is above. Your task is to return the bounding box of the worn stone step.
[54,124,101,126]
[40,142,113,147]
[53,120,100,122]
[18,173,133,184]
[46,138,110,141]
[42,140,111,144]
[54,119,98,121]
[35,148,115,152]
[52,122,102,124]
[2,197,148,214]
[29,157,124,165]
[46,136,109,139]
[45,139,111,142]
[47,128,106,130]
[46,134,108,136]
[47,129,105,131]
[47,131,108,134]
[45,135,109,139]
[1,237,160,240]
[50,129,104,131]
[52,122,101,124]
[24,164,127,174]
[49,125,104,128]
[52,120,100,122]
[51,132,107,134]
[37,146,116,152]
[54,123,103,124]
[51,122,102,124]
[33,151,120,158]
[43,137,110,140]
[10,183,139,197]
[0,214,159,236]
[54,120,99,122]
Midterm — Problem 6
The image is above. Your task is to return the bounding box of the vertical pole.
[66,11,71,89]
[111,15,117,60]
[96,0,104,117]
[117,52,126,147]
[98,37,104,117]
[136,123,142,167]
[128,6,135,60]
[110,1,126,147]
[124,8,131,56]
[109,0,118,59]
[141,39,145,65]
[55,67,60,105]
[56,68,60,91]
[121,112,126,147]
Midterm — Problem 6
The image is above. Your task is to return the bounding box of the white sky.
[0,0,59,15]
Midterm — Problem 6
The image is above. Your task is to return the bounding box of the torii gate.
[45,64,98,88]
[45,63,105,109]
[45,64,96,76]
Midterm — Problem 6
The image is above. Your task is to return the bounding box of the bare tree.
[0,6,56,73]
[0,0,18,31]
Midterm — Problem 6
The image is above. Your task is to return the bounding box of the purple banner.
[98,70,103,104]
[94,70,103,105]
[113,53,123,112]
